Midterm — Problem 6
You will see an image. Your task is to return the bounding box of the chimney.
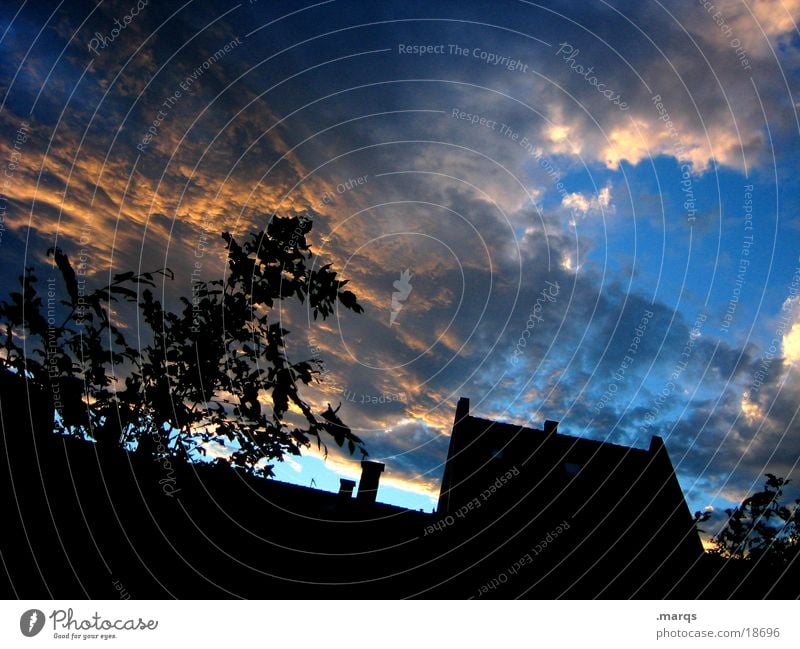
[544,420,559,436]
[338,478,356,498]
[356,461,385,504]
[437,397,470,515]
[455,397,470,428]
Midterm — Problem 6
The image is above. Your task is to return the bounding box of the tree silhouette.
[130,216,367,474]
[0,215,366,475]
[706,474,800,566]
[0,250,171,445]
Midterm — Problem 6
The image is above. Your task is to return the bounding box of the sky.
[1,0,800,531]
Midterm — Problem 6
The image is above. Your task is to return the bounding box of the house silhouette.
[0,374,712,598]
[434,397,704,597]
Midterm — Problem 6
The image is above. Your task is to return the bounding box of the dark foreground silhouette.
[3,380,797,599]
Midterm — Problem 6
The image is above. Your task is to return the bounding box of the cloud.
[2,0,799,515]
[561,183,612,218]
[687,0,800,55]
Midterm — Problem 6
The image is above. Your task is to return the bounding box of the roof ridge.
[465,415,650,453]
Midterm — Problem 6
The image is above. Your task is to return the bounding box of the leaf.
[338,290,363,313]
[47,247,79,306]
[109,286,138,300]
